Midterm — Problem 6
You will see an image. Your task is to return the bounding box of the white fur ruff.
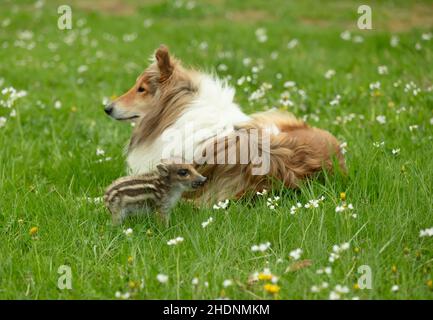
[127,75,251,174]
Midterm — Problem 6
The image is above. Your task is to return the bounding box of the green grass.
[1,0,433,299]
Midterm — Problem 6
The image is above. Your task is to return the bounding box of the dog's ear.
[155,45,173,82]
[157,163,170,177]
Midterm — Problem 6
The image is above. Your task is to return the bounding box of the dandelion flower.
[29,226,38,236]
[263,283,280,294]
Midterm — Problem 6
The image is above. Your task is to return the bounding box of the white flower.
[123,228,133,236]
[340,30,351,41]
[339,142,347,154]
[157,274,169,284]
[10,109,16,117]
[143,19,154,28]
[213,199,229,210]
[328,242,350,263]
[77,65,88,73]
[287,39,299,49]
[422,33,432,41]
[420,227,433,237]
[304,199,319,209]
[373,141,385,148]
[335,284,349,294]
[316,267,332,275]
[284,81,296,88]
[329,291,340,300]
[96,147,105,156]
[256,189,268,196]
[54,100,62,109]
[329,95,340,106]
[201,217,214,228]
[192,277,199,285]
[290,202,303,215]
[390,35,399,47]
[115,291,130,299]
[289,248,302,260]
[242,57,252,66]
[266,196,280,210]
[0,117,6,128]
[391,285,399,292]
[311,285,320,293]
[335,204,354,213]
[251,242,271,252]
[409,125,418,132]
[223,279,233,288]
[353,35,364,43]
[369,81,381,90]
[376,115,386,124]
[167,236,184,246]
[324,69,336,79]
[255,28,268,43]
[217,64,228,72]
[378,65,388,75]
[415,42,422,50]
[391,148,400,156]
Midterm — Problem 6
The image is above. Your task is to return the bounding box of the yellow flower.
[71,106,77,112]
[127,256,134,264]
[427,280,432,289]
[264,283,280,294]
[29,226,38,236]
[353,283,360,290]
[146,229,153,236]
[258,273,273,281]
[128,280,138,289]
[340,192,346,201]
[354,247,360,253]
[391,265,397,273]
[388,101,395,108]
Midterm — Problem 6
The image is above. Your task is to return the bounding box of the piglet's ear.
[157,163,169,177]
[155,45,173,82]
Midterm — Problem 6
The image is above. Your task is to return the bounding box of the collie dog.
[105,46,345,203]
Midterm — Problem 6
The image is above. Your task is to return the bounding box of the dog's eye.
[177,169,189,177]
[137,87,146,93]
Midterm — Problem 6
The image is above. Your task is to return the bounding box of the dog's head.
[104,45,193,122]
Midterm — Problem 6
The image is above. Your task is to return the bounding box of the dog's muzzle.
[104,102,115,115]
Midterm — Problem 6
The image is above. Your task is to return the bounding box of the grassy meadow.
[0,0,433,299]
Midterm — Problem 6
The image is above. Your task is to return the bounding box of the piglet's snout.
[192,176,207,188]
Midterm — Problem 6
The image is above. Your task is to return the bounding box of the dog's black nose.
[104,103,114,115]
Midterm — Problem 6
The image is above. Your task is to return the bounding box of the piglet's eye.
[177,169,189,177]
[137,87,146,93]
